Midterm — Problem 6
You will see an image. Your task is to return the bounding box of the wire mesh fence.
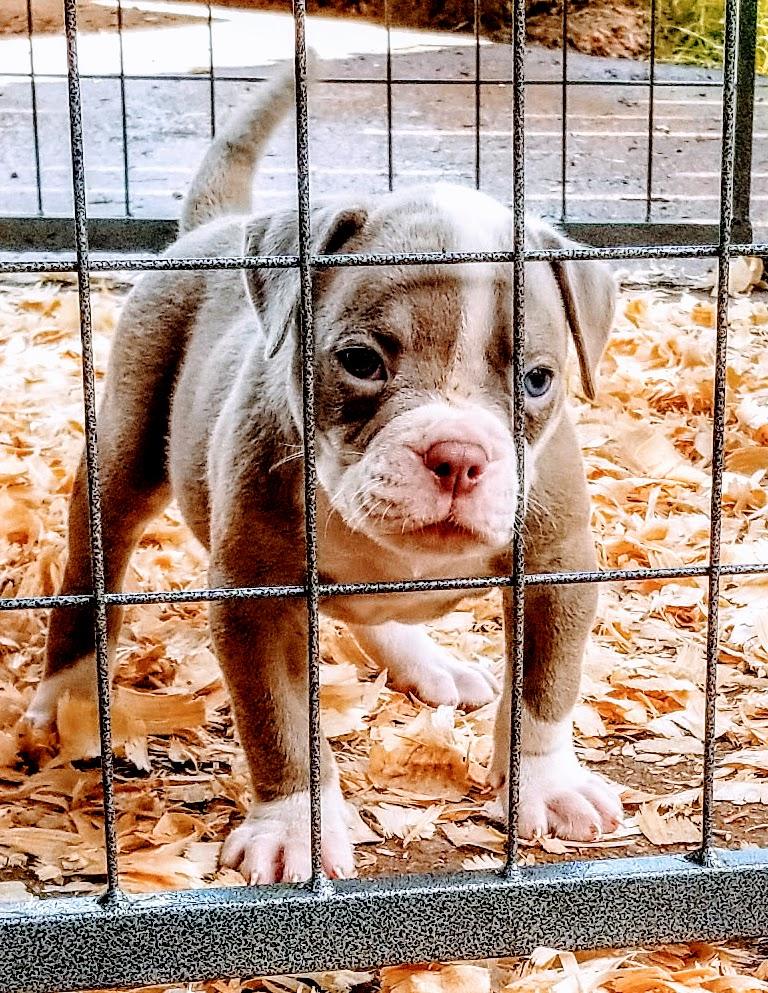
[0,0,763,250]
[1,0,768,991]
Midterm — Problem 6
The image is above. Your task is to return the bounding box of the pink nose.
[423,441,488,496]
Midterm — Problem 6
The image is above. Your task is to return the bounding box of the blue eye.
[523,366,554,398]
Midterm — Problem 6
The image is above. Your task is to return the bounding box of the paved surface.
[0,2,767,242]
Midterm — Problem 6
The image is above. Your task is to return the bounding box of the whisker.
[268,451,305,473]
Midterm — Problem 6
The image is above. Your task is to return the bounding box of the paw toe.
[547,791,603,841]
[447,661,498,711]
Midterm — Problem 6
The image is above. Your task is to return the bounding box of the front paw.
[220,784,356,884]
[493,753,623,842]
[394,651,498,711]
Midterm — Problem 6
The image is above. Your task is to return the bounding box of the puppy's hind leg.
[24,280,184,742]
[26,449,170,737]
[349,620,497,711]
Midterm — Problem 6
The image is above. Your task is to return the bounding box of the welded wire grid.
[2,0,768,989]
[0,0,758,245]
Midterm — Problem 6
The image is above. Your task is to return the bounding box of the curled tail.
[179,61,297,235]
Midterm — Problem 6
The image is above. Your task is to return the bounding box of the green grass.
[655,0,768,75]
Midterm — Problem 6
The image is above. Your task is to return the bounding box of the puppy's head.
[244,185,615,560]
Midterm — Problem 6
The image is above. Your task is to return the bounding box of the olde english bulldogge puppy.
[24,63,623,883]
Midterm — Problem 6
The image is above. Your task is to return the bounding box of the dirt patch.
[526,0,649,60]
[0,0,205,35]
[2,0,650,61]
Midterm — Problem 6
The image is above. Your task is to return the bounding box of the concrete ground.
[0,1,767,244]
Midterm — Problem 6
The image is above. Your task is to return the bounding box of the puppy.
[25,64,622,883]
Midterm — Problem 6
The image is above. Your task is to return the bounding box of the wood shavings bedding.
[1,277,767,987]
[4,942,759,992]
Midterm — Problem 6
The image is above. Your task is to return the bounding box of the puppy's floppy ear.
[527,218,616,401]
[243,203,368,360]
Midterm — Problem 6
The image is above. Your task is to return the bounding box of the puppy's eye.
[337,347,386,381]
[523,366,554,398]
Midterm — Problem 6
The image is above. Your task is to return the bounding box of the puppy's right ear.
[243,204,368,360]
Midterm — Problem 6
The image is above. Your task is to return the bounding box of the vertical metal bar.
[474,0,481,189]
[25,0,43,215]
[732,0,757,241]
[116,0,131,216]
[560,0,568,222]
[700,0,739,858]
[207,1,216,137]
[505,0,527,874]
[292,0,325,888]
[644,0,656,222]
[384,0,394,191]
[62,0,121,897]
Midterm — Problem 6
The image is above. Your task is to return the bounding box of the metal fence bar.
[474,0,481,189]
[0,219,739,255]
[116,0,131,216]
[1,559,766,615]
[385,0,394,191]
[207,1,216,137]
[24,0,43,215]
[644,0,656,222]
[0,70,735,87]
[733,0,757,242]
[0,238,738,272]
[700,0,739,857]
[504,0,527,871]
[2,852,768,993]
[560,0,568,221]
[292,0,326,887]
[61,0,121,897]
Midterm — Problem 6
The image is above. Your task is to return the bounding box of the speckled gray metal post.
[2,853,768,993]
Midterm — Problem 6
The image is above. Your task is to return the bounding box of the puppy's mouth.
[378,513,502,553]
[406,519,478,542]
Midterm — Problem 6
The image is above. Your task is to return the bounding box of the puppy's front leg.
[491,580,623,841]
[210,596,354,883]
[349,620,497,711]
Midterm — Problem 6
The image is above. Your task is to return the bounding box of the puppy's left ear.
[528,219,616,401]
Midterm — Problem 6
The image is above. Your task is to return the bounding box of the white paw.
[350,622,498,713]
[220,784,356,884]
[494,751,624,842]
[20,667,90,763]
[393,650,498,711]
[24,657,94,730]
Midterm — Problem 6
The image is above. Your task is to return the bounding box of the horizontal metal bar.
[0,216,732,258]
[0,593,92,611]
[0,218,739,259]
[1,561,764,613]
[1,850,767,993]
[570,221,757,246]
[0,243,733,279]
[563,221,726,247]
[0,70,731,88]
[0,216,178,254]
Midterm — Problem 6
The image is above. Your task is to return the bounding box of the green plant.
[655,0,768,75]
